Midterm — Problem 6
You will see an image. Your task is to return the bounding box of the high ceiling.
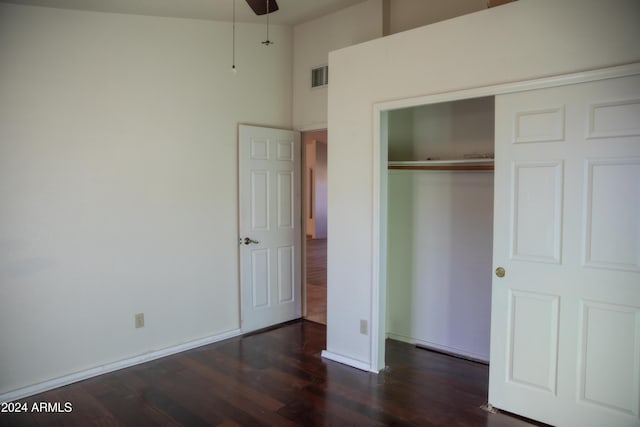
[0,0,367,25]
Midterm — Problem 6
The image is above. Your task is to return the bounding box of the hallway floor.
[305,238,326,325]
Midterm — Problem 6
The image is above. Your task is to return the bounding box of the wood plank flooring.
[0,321,543,427]
[306,238,327,286]
[305,238,326,325]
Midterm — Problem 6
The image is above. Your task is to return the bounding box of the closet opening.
[383,96,495,365]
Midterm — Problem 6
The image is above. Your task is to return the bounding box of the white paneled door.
[239,125,302,333]
[489,74,640,427]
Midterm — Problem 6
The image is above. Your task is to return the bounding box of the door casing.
[371,65,640,375]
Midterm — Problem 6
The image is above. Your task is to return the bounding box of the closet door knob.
[495,267,506,278]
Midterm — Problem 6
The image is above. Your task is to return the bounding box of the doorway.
[303,129,328,324]
[385,97,495,363]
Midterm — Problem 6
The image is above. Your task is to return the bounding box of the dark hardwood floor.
[305,238,327,325]
[0,321,542,427]
[306,238,327,286]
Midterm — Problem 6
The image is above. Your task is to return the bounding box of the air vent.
[311,65,328,88]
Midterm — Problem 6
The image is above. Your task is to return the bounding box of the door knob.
[243,237,260,245]
[495,267,505,278]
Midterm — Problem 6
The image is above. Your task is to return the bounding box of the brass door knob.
[495,267,505,278]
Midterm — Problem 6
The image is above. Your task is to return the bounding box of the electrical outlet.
[135,313,144,329]
[360,319,368,335]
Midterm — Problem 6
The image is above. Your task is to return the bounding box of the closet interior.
[385,96,495,362]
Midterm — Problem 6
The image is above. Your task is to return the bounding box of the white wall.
[326,0,640,369]
[386,0,487,34]
[292,0,496,131]
[292,0,383,131]
[388,97,495,161]
[387,170,494,361]
[0,3,292,395]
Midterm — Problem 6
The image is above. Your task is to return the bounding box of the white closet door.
[489,74,640,426]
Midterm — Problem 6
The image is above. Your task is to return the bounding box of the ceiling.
[0,0,367,25]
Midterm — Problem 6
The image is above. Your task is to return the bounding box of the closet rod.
[388,165,494,171]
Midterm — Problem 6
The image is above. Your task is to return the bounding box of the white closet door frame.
[371,63,640,374]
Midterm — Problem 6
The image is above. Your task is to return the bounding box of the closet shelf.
[388,159,494,171]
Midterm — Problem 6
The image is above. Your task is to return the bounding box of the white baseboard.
[386,332,489,363]
[321,350,377,373]
[0,328,242,403]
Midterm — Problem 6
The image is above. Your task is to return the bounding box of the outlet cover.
[360,319,368,335]
[135,313,144,328]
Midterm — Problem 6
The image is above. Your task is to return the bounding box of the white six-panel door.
[239,125,301,333]
[489,74,640,427]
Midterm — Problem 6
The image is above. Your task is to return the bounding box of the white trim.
[388,159,494,166]
[0,328,242,403]
[370,63,640,374]
[370,107,387,373]
[375,63,640,113]
[387,332,489,364]
[295,123,328,132]
[321,350,377,373]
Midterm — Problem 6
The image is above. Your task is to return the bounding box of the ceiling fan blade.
[245,0,279,15]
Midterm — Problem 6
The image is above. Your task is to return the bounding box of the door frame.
[370,63,640,373]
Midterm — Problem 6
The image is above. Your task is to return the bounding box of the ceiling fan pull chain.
[232,0,237,72]
[262,0,273,46]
